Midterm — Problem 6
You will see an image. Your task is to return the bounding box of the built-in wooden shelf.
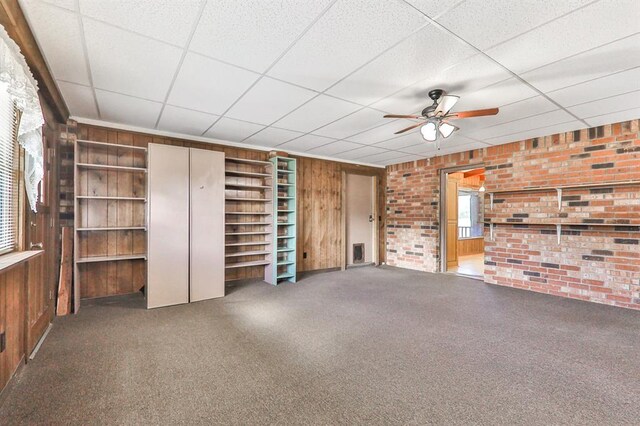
[277,210,294,213]
[225,197,270,202]
[225,241,269,247]
[277,235,294,239]
[77,163,147,172]
[225,183,271,189]
[277,273,295,280]
[277,183,294,187]
[225,260,271,269]
[487,180,640,195]
[77,139,148,151]
[77,196,146,201]
[225,231,271,236]
[76,226,146,231]
[277,222,294,226]
[225,222,271,226]
[277,248,295,253]
[76,254,147,264]
[225,170,271,177]
[278,196,295,199]
[277,261,295,266]
[225,212,271,215]
[277,169,294,174]
[485,220,639,228]
[225,250,270,258]
[226,157,271,166]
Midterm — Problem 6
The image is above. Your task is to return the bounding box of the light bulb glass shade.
[420,121,437,141]
[478,184,486,192]
[439,121,457,138]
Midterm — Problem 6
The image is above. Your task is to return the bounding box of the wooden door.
[446,178,458,268]
[147,144,189,309]
[189,148,225,302]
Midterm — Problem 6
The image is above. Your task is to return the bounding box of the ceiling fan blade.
[433,95,459,117]
[448,108,499,119]
[394,122,424,134]
[383,114,423,119]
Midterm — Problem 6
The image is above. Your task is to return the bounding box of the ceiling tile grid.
[19,0,640,166]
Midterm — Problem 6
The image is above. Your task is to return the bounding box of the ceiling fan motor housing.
[422,89,444,117]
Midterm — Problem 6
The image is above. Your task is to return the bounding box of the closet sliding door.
[190,149,225,301]
[147,144,190,308]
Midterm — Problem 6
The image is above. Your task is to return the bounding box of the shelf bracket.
[489,193,494,211]
[556,188,562,211]
[556,224,561,244]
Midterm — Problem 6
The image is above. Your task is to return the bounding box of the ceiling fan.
[383,89,499,143]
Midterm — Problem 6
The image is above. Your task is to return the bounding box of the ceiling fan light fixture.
[420,121,437,141]
[439,121,457,138]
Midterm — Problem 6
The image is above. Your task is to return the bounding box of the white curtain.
[0,24,44,212]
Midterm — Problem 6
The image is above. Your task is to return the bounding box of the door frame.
[439,163,485,273]
[341,171,379,270]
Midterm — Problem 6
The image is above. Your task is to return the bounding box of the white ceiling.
[20,0,640,167]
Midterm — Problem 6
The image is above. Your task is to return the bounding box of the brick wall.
[386,119,640,310]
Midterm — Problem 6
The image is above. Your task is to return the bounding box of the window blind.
[0,91,18,254]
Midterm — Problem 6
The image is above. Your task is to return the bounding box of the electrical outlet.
[303,252,307,259]
[0,332,5,353]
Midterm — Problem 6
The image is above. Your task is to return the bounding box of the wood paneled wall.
[70,123,386,298]
[457,238,484,256]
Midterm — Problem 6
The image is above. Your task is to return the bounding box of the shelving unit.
[485,180,640,243]
[267,156,297,285]
[74,139,147,299]
[224,157,273,279]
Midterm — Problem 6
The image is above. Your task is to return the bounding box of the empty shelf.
[277,235,294,239]
[224,183,271,189]
[225,231,271,236]
[225,212,271,215]
[225,250,270,258]
[277,223,294,226]
[277,183,294,186]
[225,170,271,177]
[226,222,271,226]
[226,197,270,202]
[225,241,269,247]
[277,210,294,213]
[77,163,147,172]
[226,157,271,166]
[277,248,294,253]
[277,261,295,266]
[77,139,148,151]
[225,260,270,269]
[77,226,146,231]
[76,254,147,263]
[77,196,146,201]
[277,273,295,280]
[277,169,294,174]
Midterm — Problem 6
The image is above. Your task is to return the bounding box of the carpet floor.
[1,266,639,425]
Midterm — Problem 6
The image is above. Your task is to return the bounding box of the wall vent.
[353,243,364,264]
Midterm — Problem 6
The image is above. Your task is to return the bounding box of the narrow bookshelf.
[267,156,297,285]
[224,157,274,280]
[74,139,147,299]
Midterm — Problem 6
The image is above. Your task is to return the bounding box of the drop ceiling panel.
[20,0,90,85]
[404,0,465,19]
[95,90,162,128]
[204,117,265,142]
[307,141,363,156]
[584,108,640,127]
[398,142,439,155]
[359,150,412,164]
[436,0,592,50]
[327,24,475,105]
[57,81,98,119]
[379,154,425,165]
[546,67,640,108]
[243,127,304,148]
[273,95,361,133]
[371,54,512,114]
[226,77,317,125]
[521,34,640,93]
[374,133,424,151]
[83,19,182,101]
[167,52,260,115]
[157,105,218,136]
[470,109,575,140]
[267,0,428,91]
[485,120,585,145]
[190,0,333,73]
[486,0,640,74]
[333,145,387,161]
[278,134,336,152]
[567,91,640,119]
[79,0,202,46]
[452,78,539,113]
[39,0,75,10]
[314,108,387,139]
[346,120,421,145]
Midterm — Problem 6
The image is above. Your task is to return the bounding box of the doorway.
[345,173,376,267]
[440,166,485,279]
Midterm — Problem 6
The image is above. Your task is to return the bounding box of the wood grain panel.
[458,237,484,256]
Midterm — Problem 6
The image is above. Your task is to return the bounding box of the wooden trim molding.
[0,0,69,122]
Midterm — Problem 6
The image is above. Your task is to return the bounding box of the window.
[0,94,19,254]
[458,189,483,238]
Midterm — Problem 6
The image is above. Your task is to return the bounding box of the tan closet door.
[446,178,458,268]
[147,144,190,308]
[190,148,225,301]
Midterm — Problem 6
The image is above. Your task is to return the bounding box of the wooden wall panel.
[458,238,484,256]
[72,123,386,297]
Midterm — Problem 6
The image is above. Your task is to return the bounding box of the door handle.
[369,215,374,223]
